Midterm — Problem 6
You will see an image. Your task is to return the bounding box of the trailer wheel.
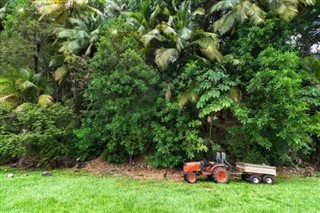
[213,168,230,184]
[262,175,275,185]
[241,174,250,181]
[249,175,261,184]
[186,172,198,184]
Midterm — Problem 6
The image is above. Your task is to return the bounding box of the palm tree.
[36,0,103,24]
[0,69,54,106]
[125,0,161,36]
[50,16,101,84]
[210,0,316,36]
[141,0,222,70]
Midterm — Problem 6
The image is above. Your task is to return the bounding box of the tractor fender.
[208,164,227,174]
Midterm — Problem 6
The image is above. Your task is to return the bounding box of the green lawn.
[0,168,319,213]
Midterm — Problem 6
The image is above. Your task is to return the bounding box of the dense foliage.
[0,103,76,167]
[0,0,319,168]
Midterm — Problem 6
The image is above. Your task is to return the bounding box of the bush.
[0,103,77,167]
[79,34,160,164]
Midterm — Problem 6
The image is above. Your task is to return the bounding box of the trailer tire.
[249,175,261,184]
[186,172,198,184]
[241,174,250,181]
[213,168,230,184]
[262,175,275,185]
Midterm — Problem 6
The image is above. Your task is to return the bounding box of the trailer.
[235,162,276,184]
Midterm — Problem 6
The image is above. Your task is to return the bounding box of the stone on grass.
[7,174,14,178]
[4,169,8,172]
[24,173,29,177]
[42,171,51,176]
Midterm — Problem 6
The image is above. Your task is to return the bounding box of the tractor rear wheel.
[186,172,198,184]
[262,175,275,185]
[213,168,230,184]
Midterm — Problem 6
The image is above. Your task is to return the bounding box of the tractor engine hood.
[183,162,201,173]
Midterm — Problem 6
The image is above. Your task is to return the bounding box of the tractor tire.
[186,172,198,184]
[183,174,187,181]
[249,175,262,184]
[213,168,230,184]
[262,175,275,185]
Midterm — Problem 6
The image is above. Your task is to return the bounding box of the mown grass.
[0,167,319,213]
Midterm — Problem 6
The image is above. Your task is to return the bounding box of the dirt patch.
[82,158,320,180]
[82,157,183,181]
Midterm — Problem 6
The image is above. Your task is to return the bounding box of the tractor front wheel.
[213,168,230,184]
[186,172,198,184]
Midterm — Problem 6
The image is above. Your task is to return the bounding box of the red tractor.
[183,152,232,184]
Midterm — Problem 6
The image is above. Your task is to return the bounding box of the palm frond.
[53,65,68,84]
[269,0,299,21]
[38,4,64,16]
[38,94,54,106]
[49,55,65,67]
[155,48,179,70]
[0,79,14,97]
[69,18,88,31]
[191,33,223,61]
[213,12,236,35]
[211,0,240,13]
[302,56,320,79]
[141,28,166,47]
[149,4,161,26]
[229,87,242,103]
[57,29,77,39]
[299,0,316,5]
[179,27,192,40]
[0,94,19,105]
[161,22,177,37]
[234,0,252,23]
[19,69,32,81]
[248,3,266,25]
[15,80,38,92]
[0,5,6,20]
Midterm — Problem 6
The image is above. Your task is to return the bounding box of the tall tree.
[210,0,316,36]
[0,0,53,75]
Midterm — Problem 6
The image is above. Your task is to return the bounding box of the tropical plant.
[0,103,76,167]
[126,0,161,36]
[78,34,160,164]
[210,0,316,36]
[50,16,102,84]
[0,1,53,75]
[36,0,103,24]
[0,68,54,106]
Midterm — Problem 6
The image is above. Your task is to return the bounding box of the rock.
[24,173,29,177]
[7,174,14,178]
[4,169,8,172]
[42,171,51,176]
[74,169,80,172]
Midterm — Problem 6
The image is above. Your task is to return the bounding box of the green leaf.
[53,65,68,84]
[155,48,179,70]
[38,94,54,106]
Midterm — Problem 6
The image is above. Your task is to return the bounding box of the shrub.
[0,103,76,167]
